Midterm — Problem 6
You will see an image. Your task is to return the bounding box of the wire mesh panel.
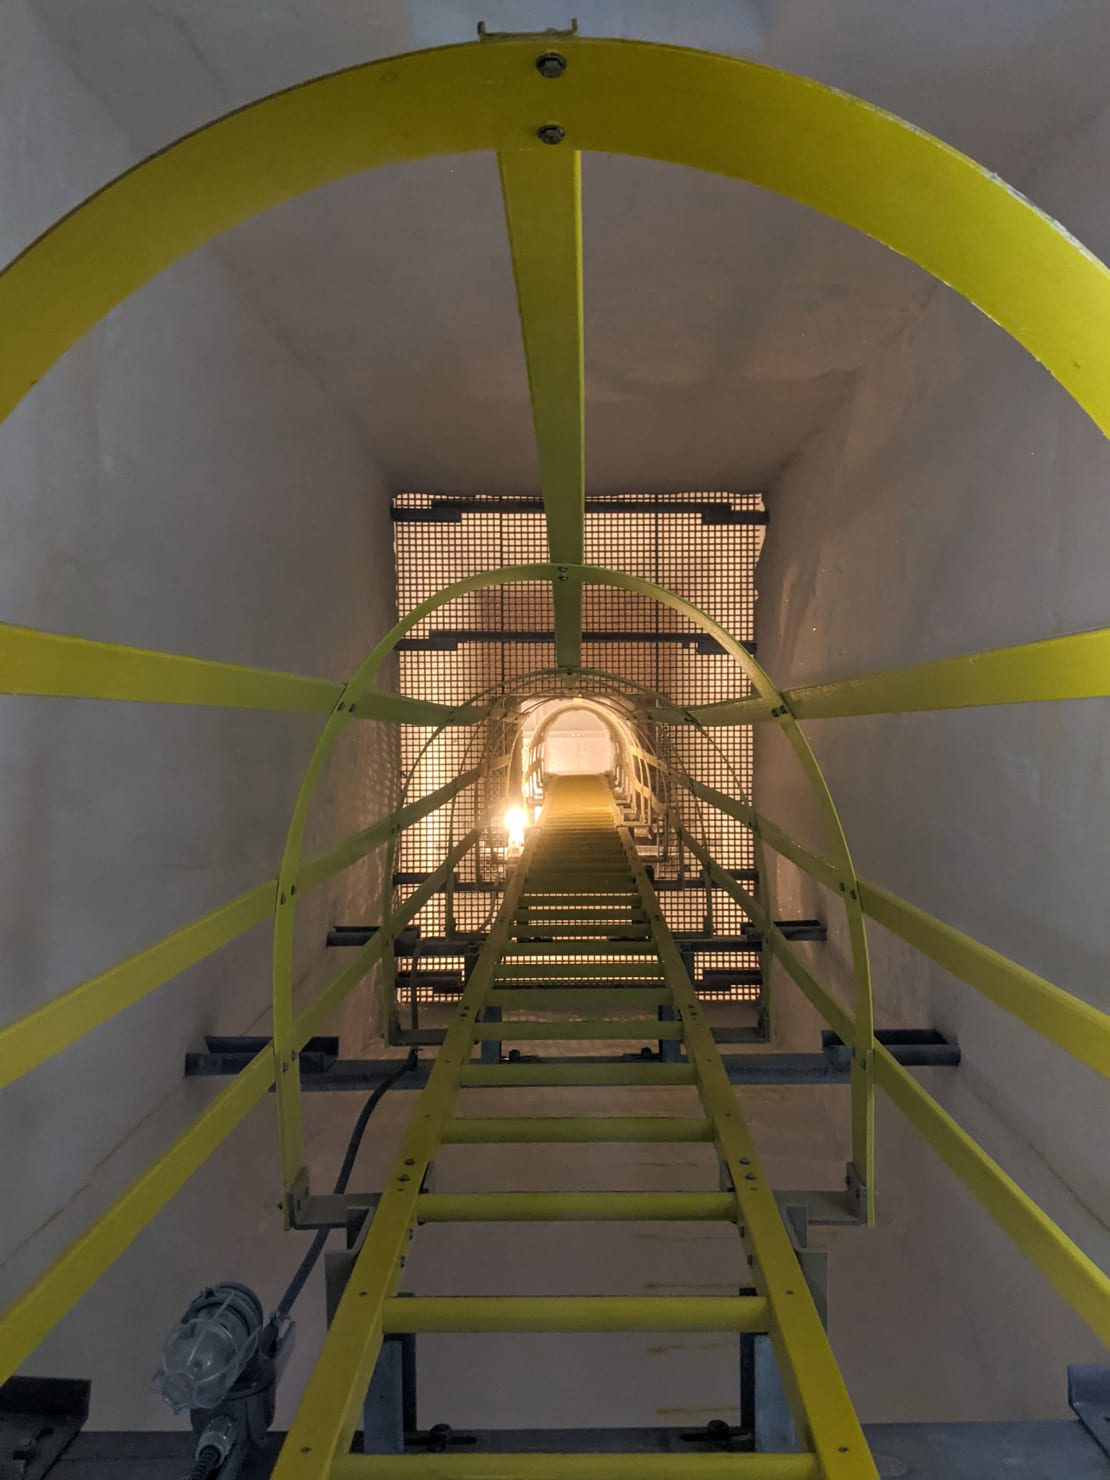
[392,491,765,1005]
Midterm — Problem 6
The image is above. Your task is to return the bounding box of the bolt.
[744,1172,756,1181]
[337,702,345,712]
[349,702,357,713]
[537,123,566,145]
[280,891,287,904]
[290,884,297,896]
[536,51,567,77]
[739,1157,750,1165]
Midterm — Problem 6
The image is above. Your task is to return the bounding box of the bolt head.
[536,51,567,78]
[537,123,566,145]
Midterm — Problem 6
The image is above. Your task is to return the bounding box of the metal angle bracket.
[0,1377,90,1480]
[1069,1365,1110,1459]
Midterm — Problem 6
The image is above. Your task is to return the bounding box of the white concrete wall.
[0,2,399,1428]
[754,96,1110,1419]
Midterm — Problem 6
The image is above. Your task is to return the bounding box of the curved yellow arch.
[2,36,1109,436]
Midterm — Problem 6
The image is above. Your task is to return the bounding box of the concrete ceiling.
[29,0,1110,493]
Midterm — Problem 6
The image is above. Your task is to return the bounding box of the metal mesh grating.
[392,491,765,1003]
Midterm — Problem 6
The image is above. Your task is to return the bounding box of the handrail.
[677,818,1110,1349]
[0,619,487,724]
[0,771,479,1093]
[683,776,1110,1081]
[640,623,1110,727]
[0,829,476,1387]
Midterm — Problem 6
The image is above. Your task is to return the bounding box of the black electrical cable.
[274,1050,419,1324]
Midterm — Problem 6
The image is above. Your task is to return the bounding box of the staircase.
[278,776,876,1480]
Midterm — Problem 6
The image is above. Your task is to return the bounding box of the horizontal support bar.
[441,1117,715,1144]
[0,773,476,1093]
[394,874,503,892]
[686,778,1110,1081]
[458,1063,697,1088]
[487,987,671,1010]
[645,624,1110,725]
[397,629,747,658]
[472,1020,682,1041]
[502,940,654,955]
[392,494,766,522]
[511,926,653,939]
[380,1295,769,1333]
[334,1454,815,1479]
[0,838,472,1385]
[874,1044,1110,1347]
[494,963,663,981]
[0,620,486,723]
[416,1192,736,1223]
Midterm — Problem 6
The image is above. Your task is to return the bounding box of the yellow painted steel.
[441,1116,715,1143]
[873,1045,1110,1346]
[0,772,475,1093]
[381,1295,770,1332]
[613,797,875,1480]
[333,1456,818,1480]
[5,30,1110,1459]
[682,815,1110,1348]
[271,824,543,1478]
[0,619,487,723]
[5,40,1110,447]
[0,837,466,1385]
[488,986,668,1009]
[457,1061,697,1087]
[647,624,1110,727]
[498,148,585,668]
[473,1019,681,1041]
[417,1190,734,1222]
[687,776,1110,1082]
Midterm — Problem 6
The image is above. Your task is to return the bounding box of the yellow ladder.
[276,776,876,1480]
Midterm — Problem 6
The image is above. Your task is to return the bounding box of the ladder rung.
[503,940,658,955]
[381,1295,769,1333]
[512,925,652,938]
[416,1191,737,1222]
[516,903,645,913]
[473,1019,682,1041]
[494,962,664,980]
[519,895,639,906]
[334,1457,817,1479]
[458,1063,695,1087]
[487,987,671,1009]
[442,1116,714,1144]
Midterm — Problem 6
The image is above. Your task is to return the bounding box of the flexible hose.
[274,1050,419,1323]
[186,1446,222,1480]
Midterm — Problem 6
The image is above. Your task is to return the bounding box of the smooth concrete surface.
[0,2,399,1428]
[755,79,1110,1420]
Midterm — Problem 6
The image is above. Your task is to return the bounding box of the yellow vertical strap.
[498,145,585,670]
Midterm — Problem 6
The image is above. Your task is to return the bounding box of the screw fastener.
[536,52,567,77]
[537,123,566,145]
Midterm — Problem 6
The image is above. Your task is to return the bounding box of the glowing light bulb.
[504,806,527,850]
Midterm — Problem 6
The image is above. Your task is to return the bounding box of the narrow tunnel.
[1,9,1109,1480]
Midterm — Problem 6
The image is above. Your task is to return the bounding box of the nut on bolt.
[536,51,567,78]
[537,123,566,145]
